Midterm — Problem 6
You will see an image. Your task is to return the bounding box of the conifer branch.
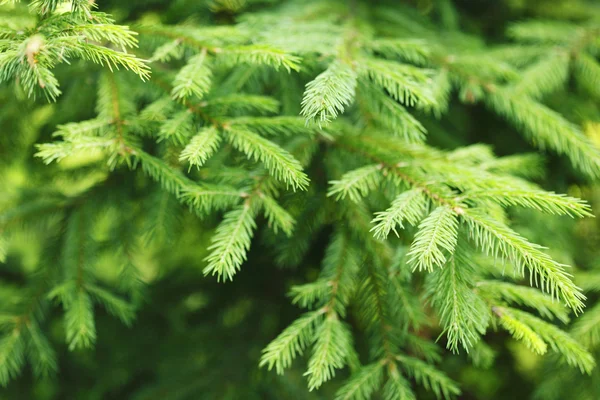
[203,202,257,281]
[395,355,461,400]
[463,209,585,312]
[306,315,353,390]
[407,206,459,272]
[425,250,489,352]
[301,61,357,125]
[172,50,212,100]
[485,89,600,178]
[334,362,385,400]
[358,58,436,108]
[328,164,384,202]
[260,310,324,374]
[224,126,309,190]
[179,126,221,169]
[371,189,428,240]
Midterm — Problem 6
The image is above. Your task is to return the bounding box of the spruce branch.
[203,202,258,281]
[334,362,385,400]
[216,44,301,72]
[485,89,600,178]
[178,183,244,217]
[306,315,353,390]
[328,164,384,202]
[171,50,213,100]
[358,58,436,108]
[260,310,324,374]
[224,126,309,190]
[179,126,221,169]
[461,189,593,218]
[463,209,585,312]
[301,61,357,125]
[371,189,428,240]
[407,206,459,272]
[395,355,461,400]
[425,250,489,352]
[495,307,595,373]
[477,281,570,323]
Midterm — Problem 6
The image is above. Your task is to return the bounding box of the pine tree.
[1,0,600,398]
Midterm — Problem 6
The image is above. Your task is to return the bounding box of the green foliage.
[371,189,428,240]
[171,51,213,100]
[424,248,489,352]
[203,202,257,281]
[179,126,221,169]
[407,206,458,272]
[1,0,600,399]
[223,126,309,190]
[301,61,357,125]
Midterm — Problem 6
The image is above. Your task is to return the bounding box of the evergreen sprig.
[1,1,600,399]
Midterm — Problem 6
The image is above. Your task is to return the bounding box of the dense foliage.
[1,0,600,399]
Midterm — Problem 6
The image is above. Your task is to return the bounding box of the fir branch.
[51,118,112,139]
[158,110,195,145]
[334,362,385,400]
[366,38,430,65]
[463,209,585,312]
[203,202,257,281]
[507,21,579,44]
[228,116,314,137]
[407,206,459,272]
[496,307,595,373]
[480,153,545,179]
[179,126,221,169]
[216,44,301,72]
[358,58,436,108]
[64,289,96,351]
[135,149,194,195]
[485,89,600,178]
[571,302,600,349]
[396,355,461,399]
[477,281,570,323]
[260,310,324,374]
[0,333,25,386]
[574,52,600,99]
[290,280,331,309]
[86,284,135,326]
[357,82,427,143]
[383,365,416,400]
[328,164,384,202]
[371,189,428,240]
[301,61,357,125]
[319,229,361,311]
[202,94,280,115]
[461,189,593,218]
[512,52,569,99]
[24,320,57,379]
[575,271,600,293]
[423,68,451,116]
[67,17,139,49]
[224,126,309,190]
[149,39,184,63]
[260,194,295,237]
[71,42,150,80]
[467,341,496,369]
[0,236,6,263]
[178,183,244,217]
[35,137,116,164]
[172,51,213,100]
[306,316,353,390]
[496,307,548,355]
[425,251,490,352]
